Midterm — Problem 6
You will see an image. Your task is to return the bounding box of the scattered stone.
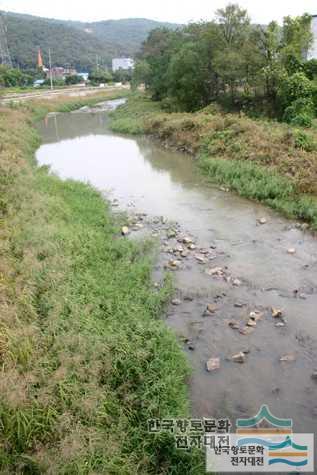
[167,259,181,269]
[280,353,296,362]
[311,371,317,381]
[195,255,206,264]
[183,236,193,244]
[199,249,209,255]
[232,351,246,363]
[133,223,144,230]
[184,295,194,302]
[275,322,285,328]
[271,307,283,318]
[247,319,257,327]
[233,278,242,287]
[249,311,263,322]
[287,248,296,255]
[203,304,218,316]
[206,267,224,277]
[167,229,177,239]
[239,326,255,336]
[206,357,220,372]
[234,302,246,308]
[258,218,267,225]
[187,342,195,351]
[121,226,129,236]
[171,298,181,306]
[188,243,196,250]
[228,319,240,330]
[299,293,307,300]
[181,250,189,258]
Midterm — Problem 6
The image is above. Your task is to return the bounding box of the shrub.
[293,130,316,151]
[283,97,315,127]
[279,72,314,105]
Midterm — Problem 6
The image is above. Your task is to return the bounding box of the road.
[0,84,129,104]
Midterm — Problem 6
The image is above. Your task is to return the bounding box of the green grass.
[0,97,204,473]
[110,94,317,230]
[109,94,162,135]
[199,155,317,229]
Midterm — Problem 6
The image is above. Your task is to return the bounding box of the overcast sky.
[1,0,317,24]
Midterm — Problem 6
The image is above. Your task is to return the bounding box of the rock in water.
[206,303,218,314]
[233,278,242,287]
[271,307,283,318]
[232,352,246,363]
[228,320,240,330]
[280,353,296,362]
[206,357,220,372]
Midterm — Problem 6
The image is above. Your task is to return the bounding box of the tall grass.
[0,98,203,473]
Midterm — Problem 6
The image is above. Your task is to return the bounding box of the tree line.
[133,4,317,126]
[0,65,132,89]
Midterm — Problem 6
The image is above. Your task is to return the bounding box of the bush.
[279,72,314,105]
[293,130,316,151]
[283,97,315,127]
[303,59,317,80]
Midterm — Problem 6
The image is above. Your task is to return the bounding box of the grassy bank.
[0,95,203,473]
[110,94,317,230]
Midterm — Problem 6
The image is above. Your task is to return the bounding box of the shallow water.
[36,100,317,435]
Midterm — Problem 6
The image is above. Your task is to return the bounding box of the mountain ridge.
[2,11,179,71]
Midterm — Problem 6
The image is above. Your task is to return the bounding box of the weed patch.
[0,95,203,473]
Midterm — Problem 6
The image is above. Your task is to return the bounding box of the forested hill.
[3,12,179,71]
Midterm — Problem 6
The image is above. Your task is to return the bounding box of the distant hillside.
[71,18,179,56]
[3,12,179,71]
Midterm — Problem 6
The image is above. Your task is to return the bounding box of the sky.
[1,0,317,25]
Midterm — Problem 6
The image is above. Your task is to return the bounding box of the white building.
[112,58,134,72]
[308,15,317,59]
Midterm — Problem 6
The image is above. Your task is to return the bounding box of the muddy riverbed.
[36,100,317,435]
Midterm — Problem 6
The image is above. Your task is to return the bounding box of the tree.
[65,75,83,85]
[131,60,152,89]
[281,14,313,73]
[216,3,250,47]
[0,66,32,88]
[213,5,254,100]
[88,69,113,85]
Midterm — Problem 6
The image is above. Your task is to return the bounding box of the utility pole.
[0,11,12,67]
[48,47,53,90]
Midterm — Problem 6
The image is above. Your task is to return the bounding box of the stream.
[36,99,317,436]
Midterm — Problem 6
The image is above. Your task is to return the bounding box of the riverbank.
[0,95,203,473]
[110,94,317,230]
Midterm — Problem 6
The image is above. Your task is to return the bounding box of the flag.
[37,49,43,69]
